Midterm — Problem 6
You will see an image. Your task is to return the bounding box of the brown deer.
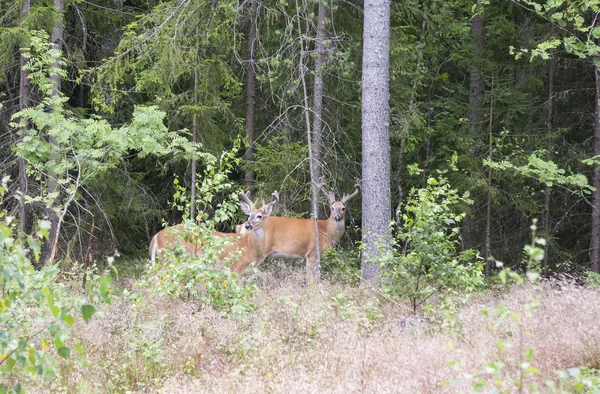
[261,181,361,280]
[149,191,279,274]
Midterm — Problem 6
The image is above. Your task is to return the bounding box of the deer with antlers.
[149,191,279,274]
[261,180,361,281]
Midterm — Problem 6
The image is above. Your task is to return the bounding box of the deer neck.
[249,226,267,257]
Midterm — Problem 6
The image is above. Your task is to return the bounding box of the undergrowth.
[10,263,600,393]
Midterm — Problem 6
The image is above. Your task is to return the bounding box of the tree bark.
[591,52,600,273]
[484,77,493,278]
[190,68,199,220]
[463,6,486,252]
[18,0,32,237]
[543,58,554,275]
[244,0,259,193]
[361,0,391,284]
[312,0,326,193]
[468,9,486,141]
[295,0,321,282]
[44,0,65,266]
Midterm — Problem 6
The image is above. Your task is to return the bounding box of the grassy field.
[21,261,600,393]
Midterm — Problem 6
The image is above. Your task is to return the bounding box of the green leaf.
[80,304,95,322]
[50,305,60,318]
[63,315,75,326]
[57,346,70,359]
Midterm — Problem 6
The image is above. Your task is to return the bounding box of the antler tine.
[267,190,279,208]
[315,178,336,204]
[239,190,256,209]
[341,179,361,204]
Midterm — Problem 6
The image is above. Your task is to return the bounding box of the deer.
[261,180,361,281]
[148,191,279,274]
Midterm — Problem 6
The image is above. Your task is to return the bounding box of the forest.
[3,0,600,392]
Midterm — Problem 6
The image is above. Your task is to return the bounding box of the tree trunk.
[18,0,32,237]
[591,52,600,273]
[468,10,486,141]
[361,0,391,284]
[543,58,554,275]
[312,0,326,192]
[295,0,321,282]
[44,0,65,266]
[244,0,259,192]
[190,68,199,220]
[463,7,486,252]
[484,77,493,278]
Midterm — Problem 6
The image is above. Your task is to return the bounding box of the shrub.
[380,176,484,312]
[0,177,112,393]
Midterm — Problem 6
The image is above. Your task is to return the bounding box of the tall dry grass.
[22,264,600,393]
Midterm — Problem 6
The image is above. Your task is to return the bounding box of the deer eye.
[257,214,262,219]
[342,207,346,211]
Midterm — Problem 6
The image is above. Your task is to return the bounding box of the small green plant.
[380,176,484,313]
[320,248,360,285]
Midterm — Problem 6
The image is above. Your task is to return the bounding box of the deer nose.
[334,214,342,221]
[245,222,252,230]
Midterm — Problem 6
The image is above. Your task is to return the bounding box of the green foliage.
[320,248,360,285]
[11,31,198,260]
[380,176,484,312]
[91,0,242,151]
[549,367,600,392]
[586,270,600,287]
[511,0,600,61]
[485,152,592,192]
[0,177,112,392]
[144,162,257,318]
[253,136,309,194]
[145,224,257,318]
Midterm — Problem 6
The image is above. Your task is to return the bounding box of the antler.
[239,190,256,210]
[341,180,361,205]
[266,190,279,210]
[316,179,336,204]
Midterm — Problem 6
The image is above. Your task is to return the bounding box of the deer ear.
[262,204,273,217]
[240,202,252,215]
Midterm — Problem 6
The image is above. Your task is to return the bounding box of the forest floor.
[24,261,600,393]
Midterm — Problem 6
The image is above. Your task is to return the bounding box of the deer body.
[149,191,278,274]
[262,181,361,280]
[264,215,345,261]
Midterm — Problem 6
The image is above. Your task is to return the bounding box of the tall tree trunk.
[312,0,326,192]
[543,58,554,275]
[484,77,493,278]
[591,52,600,273]
[190,68,199,220]
[18,0,32,237]
[244,0,259,192]
[44,0,65,266]
[361,0,391,284]
[468,10,486,141]
[295,0,321,282]
[463,6,486,252]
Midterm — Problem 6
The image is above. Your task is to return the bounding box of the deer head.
[239,190,279,230]
[317,180,361,222]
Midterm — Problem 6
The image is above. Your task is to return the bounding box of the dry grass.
[22,266,600,393]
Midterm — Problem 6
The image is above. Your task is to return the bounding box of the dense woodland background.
[2,0,600,273]
[6,0,600,392]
